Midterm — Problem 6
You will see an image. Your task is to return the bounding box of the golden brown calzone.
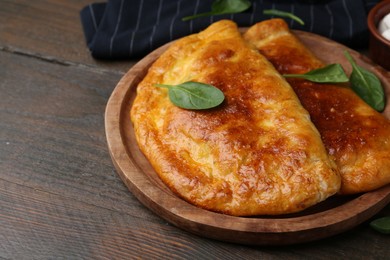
[244,18,390,194]
[131,20,340,216]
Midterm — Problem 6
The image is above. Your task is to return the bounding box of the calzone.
[244,19,390,194]
[131,20,340,216]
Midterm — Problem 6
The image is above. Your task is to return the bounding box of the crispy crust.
[131,20,340,216]
[244,18,390,194]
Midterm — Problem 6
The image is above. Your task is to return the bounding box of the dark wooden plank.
[0,180,243,259]
[1,49,389,258]
[1,0,389,257]
[0,0,134,72]
[1,180,389,259]
[0,50,149,217]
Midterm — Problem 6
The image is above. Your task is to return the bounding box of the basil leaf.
[370,217,390,234]
[283,64,349,83]
[263,9,305,25]
[155,81,225,110]
[344,51,385,112]
[182,0,251,21]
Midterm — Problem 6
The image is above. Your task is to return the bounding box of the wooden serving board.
[105,31,390,246]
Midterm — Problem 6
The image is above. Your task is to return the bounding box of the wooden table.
[1,0,389,258]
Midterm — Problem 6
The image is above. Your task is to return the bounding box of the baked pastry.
[244,18,390,194]
[131,20,340,216]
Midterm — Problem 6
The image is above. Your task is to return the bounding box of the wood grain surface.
[0,0,133,73]
[1,0,390,258]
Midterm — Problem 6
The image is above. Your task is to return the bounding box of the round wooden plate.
[105,31,390,246]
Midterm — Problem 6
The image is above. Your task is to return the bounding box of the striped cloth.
[80,0,380,59]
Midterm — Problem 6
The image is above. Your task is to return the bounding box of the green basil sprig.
[263,9,305,26]
[155,81,225,110]
[370,217,390,234]
[344,51,385,112]
[283,64,349,83]
[182,0,251,21]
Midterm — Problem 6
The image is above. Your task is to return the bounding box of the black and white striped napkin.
[80,0,379,59]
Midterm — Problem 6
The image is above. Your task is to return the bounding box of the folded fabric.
[80,0,379,59]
